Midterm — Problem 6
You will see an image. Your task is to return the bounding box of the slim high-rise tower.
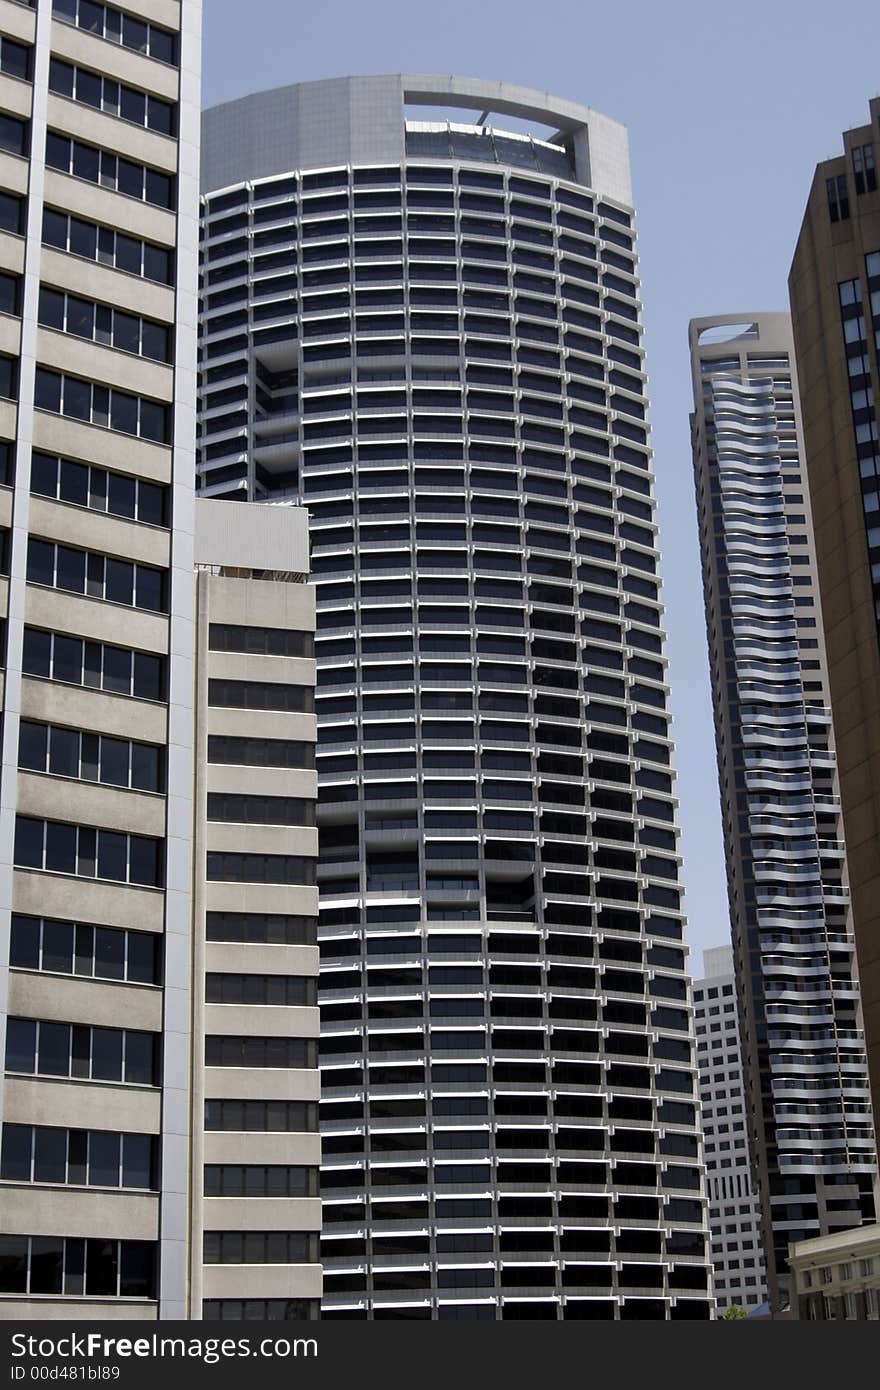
[789,97,880,1155]
[199,75,713,1321]
[689,312,877,1307]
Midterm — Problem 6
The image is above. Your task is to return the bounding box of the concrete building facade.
[688,312,876,1306]
[0,0,321,1319]
[788,96,880,1161]
[694,945,767,1313]
[0,0,201,1319]
[190,499,320,1321]
[198,74,713,1320]
[789,1219,880,1319]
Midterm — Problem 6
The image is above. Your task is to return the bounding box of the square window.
[91,1028,123,1082]
[85,1240,118,1297]
[39,288,65,331]
[97,831,127,882]
[41,919,74,973]
[100,78,119,118]
[59,1238,83,1297]
[139,399,168,443]
[143,243,171,284]
[90,384,109,428]
[0,1237,28,1293]
[99,736,130,787]
[0,191,21,237]
[122,1135,153,1189]
[102,645,131,696]
[70,217,98,260]
[74,924,94,976]
[59,459,89,507]
[18,721,48,772]
[34,369,61,413]
[110,390,138,437]
[72,142,100,184]
[149,29,175,65]
[76,70,102,111]
[45,821,76,874]
[62,377,92,423]
[33,1127,67,1184]
[0,1124,32,1181]
[145,169,173,209]
[4,1019,36,1073]
[37,1022,70,1077]
[135,566,164,612]
[120,88,146,127]
[107,472,137,520]
[115,234,141,276]
[113,311,141,355]
[55,544,86,593]
[117,160,143,200]
[26,538,55,587]
[28,1238,63,1295]
[22,629,51,678]
[70,1026,91,1078]
[133,652,163,701]
[88,1131,120,1186]
[131,743,160,792]
[56,635,85,685]
[48,726,79,778]
[129,836,159,887]
[93,304,112,346]
[45,133,71,174]
[67,1130,87,1185]
[138,481,165,526]
[119,1242,153,1297]
[122,16,149,53]
[94,928,125,981]
[9,917,39,971]
[30,451,59,498]
[141,321,168,363]
[147,98,173,136]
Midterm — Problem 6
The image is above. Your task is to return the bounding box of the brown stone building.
[789,96,880,1157]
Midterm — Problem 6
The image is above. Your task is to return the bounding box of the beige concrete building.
[190,499,320,1321]
[789,1221,880,1319]
[0,0,201,1320]
[789,97,880,1159]
[0,0,320,1320]
[694,947,767,1313]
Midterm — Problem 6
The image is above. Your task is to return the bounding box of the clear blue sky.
[202,0,880,965]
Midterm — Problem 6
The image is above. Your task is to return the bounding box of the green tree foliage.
[722,1304,748,1320]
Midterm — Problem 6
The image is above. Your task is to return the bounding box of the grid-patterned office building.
[198,74,713,1320]
[694,945,767,1313]
[0,0,201,1316]
[0,0,322,1319]
[688,313,877,1308]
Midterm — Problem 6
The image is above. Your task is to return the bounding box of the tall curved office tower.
[198,75,712,1320]
[688,314,877,1307]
